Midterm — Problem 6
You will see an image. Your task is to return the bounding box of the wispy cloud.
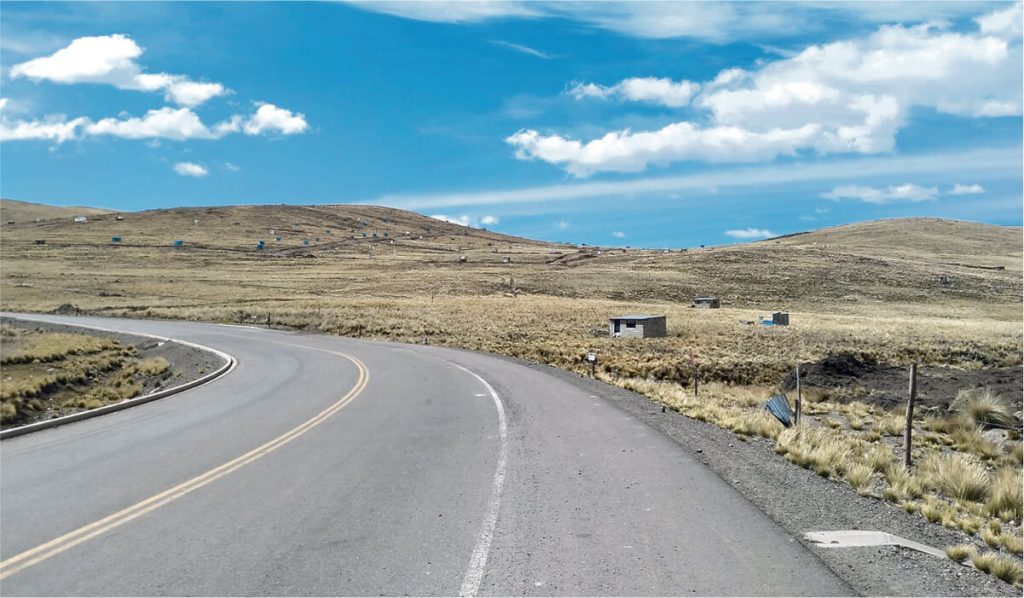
[568,77,699,107]
[480,215,500,225]
[948,183,985,195]
[612,231,625,238]
[372,147,1018,210]
[346,1,1006,42]
[174,161,207,177]
[490,40,552,59]
[556,220,570,230]
[725,228,776,239]
[822,183,939,204]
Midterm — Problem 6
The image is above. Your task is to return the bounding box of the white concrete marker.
[805,530,946,559]
[454,364,508,598]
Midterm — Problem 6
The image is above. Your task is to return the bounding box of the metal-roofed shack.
[608,314,667,338]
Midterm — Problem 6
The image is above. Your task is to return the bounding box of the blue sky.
[1,1,1021,248]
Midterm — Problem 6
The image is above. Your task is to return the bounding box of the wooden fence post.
[903,364,918,468]
[795,364,802,426]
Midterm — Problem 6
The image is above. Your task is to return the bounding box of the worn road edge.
[0,315,236,440]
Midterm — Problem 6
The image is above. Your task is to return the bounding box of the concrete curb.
[0,318,237,440]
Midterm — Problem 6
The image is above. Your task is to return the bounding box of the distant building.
[693,296,720,309]
[608,314,667,338]
[73,216,87,223]
[773,311,790,326]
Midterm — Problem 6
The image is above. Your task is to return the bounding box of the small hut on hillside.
[693,297,721,309]
[608,314,667,338]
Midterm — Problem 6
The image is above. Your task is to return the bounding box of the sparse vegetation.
[0,325,173,425]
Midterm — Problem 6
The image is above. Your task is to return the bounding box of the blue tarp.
[765,394,793,427]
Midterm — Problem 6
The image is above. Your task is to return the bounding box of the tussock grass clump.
[951,387,1017,430]
[883,464,924,502]
[866,444,894,473]
[138,356,170,376]
[775,427,855,479]
[1001,533,1023,556]
[986,467,1023,521]
[845,463,874,495]
[945,544,975,562]
[982,527,1002,548]
[987,552,1024,586]
[875,413,905,436]
[918,453,990,503]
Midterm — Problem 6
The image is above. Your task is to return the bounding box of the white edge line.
[0,316,237,440]
[454,363,508,598]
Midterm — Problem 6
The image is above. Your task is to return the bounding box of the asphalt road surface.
[0,314,852,596]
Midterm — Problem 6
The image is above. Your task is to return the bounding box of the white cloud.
[10,34,228,107]
[725,228,776,239]
[556,220,570,230]
[243,103,308,135]
[86,107,219,140]
[10,34,142,85]
[976,2,1023,39]
[568,77,700,107]
[509,12,1021,176]
[0,114,87,143]
[491,40,552,59]
[822,183,939,204]
[507,122,822,177]
[174,162,208,177]
[612,231,625,238]
[480,215,500,225]
[430,214,472,226]
[948,183,986,195]
[1,103,307,143]
[224,162,241,172]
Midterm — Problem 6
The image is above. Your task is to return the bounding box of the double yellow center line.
[0,348,369,581]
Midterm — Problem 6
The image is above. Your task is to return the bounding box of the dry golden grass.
[946,544,975,562]
[138,356,170,376]
[987,467,1024,522]
[0,326,167,425]
[918,453,991,503]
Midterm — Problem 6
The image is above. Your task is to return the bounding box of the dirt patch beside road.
[783,352,1023,411]
[1,317,223,427]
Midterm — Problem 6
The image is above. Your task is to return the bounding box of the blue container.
[111,236,121,244]
[257,240,265,250]
[275,236,282,241]
[303,239,310,246]
[173,240,184,247]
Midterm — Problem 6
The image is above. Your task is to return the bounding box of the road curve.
[0,314,852,596]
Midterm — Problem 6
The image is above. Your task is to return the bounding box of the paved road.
[0,314,852,596]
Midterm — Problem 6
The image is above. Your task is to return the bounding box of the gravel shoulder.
[1,316,224,425]
[469,351,1019,597]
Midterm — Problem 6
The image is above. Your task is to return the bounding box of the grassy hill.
[0,200,1019,385]
[0,199,113,224]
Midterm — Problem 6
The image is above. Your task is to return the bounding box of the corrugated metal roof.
[608,314,664,320]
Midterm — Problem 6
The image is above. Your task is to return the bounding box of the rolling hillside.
[0,199,114,223]
[0,198,1019,397]
[0,202,1019,313]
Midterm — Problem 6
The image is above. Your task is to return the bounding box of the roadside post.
[690,349,699,399]
[585,351,597,377]
[903,363,918,468]
[795,363,802,425]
